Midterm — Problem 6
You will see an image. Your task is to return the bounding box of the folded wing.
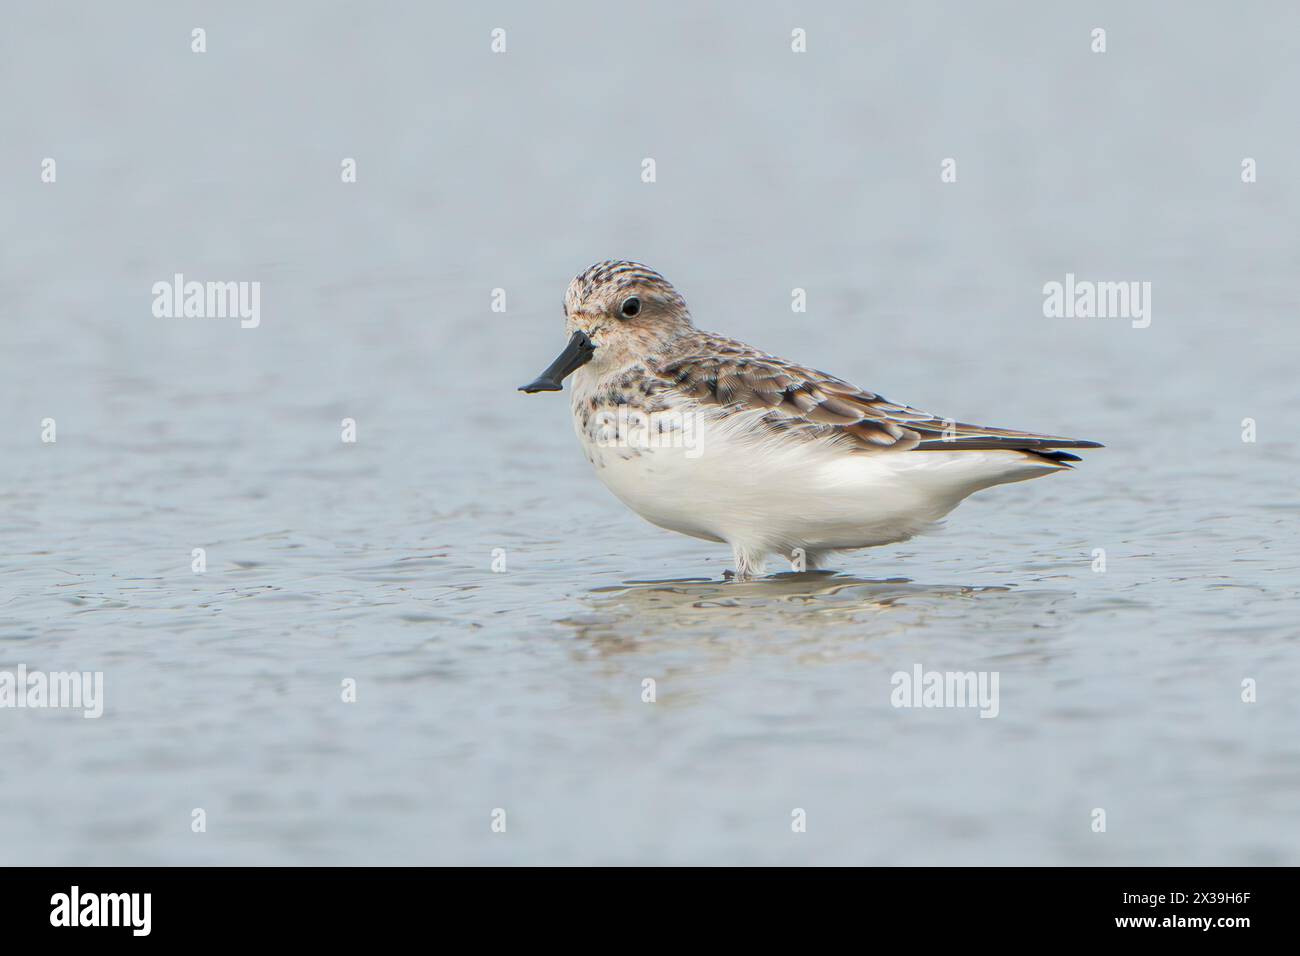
[655,336,1103,455]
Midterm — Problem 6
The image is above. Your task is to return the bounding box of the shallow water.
[1,1,1298,864]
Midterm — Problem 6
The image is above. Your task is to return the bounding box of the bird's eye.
[620,296,641,318]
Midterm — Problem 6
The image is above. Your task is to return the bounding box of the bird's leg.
[729,544,765,582]
[801,550,831,571]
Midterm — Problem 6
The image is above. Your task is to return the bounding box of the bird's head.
[519,260,692,393]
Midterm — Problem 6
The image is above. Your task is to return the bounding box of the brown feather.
[653,332,1103,455]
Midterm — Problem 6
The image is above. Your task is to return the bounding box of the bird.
[520,260,1101,580]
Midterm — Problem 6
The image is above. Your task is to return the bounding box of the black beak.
[518,330,596,393]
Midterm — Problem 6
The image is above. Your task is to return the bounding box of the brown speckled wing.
[654,334,1102,455]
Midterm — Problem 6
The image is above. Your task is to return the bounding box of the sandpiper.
[521,260,1101,580]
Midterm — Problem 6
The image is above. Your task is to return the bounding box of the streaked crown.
[564,260,689,319]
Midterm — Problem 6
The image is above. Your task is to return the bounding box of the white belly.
[575,406,1063,556]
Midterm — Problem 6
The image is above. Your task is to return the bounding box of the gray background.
[1,1,1297,864]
